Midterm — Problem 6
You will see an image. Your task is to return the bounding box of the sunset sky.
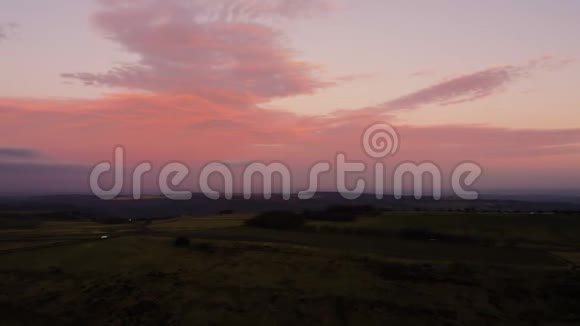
[1,0,579,195]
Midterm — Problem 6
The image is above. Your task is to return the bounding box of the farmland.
[1,209,580,325]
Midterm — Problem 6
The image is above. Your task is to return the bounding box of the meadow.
[1,210,580,325]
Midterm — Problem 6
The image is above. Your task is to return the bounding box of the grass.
[149,215,251,232]
[307,211,580,247]
[0,212,575,266]
[0,236,579,325]
[0,240,60,251]
[187,227,562,267]
[2,211,580,324]
[0,214,243,240]
[0,237,394,324]
[0,221,137,242]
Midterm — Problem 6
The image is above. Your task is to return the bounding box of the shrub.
[301,205,379,222]
[96,217,129,225]
[399,228,476,244]
[399,228,435,240]
[304,210,357,222]
[245,211,304,230]
[194,242,215,253]
[326,205,379,216]
[174,236,191,247]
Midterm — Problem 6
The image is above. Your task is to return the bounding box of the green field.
[150,215,251,232]
[1,212,580,325]
[308,212,580,247]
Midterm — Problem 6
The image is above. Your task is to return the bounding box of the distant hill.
[1,193,580,221]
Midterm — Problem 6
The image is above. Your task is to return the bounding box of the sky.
[0,0,579,195]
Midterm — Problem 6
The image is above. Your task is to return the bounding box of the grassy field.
[1,211,580,325]
[149,215,251,232]
[1,236,580,325]
[182,227,562,266]
[308,212,580,247]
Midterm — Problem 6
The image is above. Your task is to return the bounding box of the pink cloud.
[3,1,580,193]
[385,66,520,111]
[2,94,580,172]
[382,57,577,111]
[63,0,335,101]
[97,0,336,21]
[0,22,17,42]
[334,73,376,83]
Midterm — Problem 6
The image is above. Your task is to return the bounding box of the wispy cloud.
[386,66,519,110]
[409,69,438,78]
[381,56,577,111]
[0,161,87,174]
[0,147,41,160]
[0,22,18,42]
